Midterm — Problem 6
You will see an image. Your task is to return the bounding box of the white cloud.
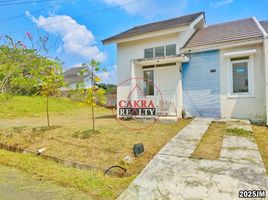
[27,12,106,62]
[100,0,188,18]
[101,0,156,16]
[211,0,234,8]
[97,65,117,84]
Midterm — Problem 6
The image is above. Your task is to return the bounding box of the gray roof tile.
[183,18,264,49]
[63,67,90,83]
[260,20,268,33]
[103,12,204,43]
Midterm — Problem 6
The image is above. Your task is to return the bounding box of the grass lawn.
[0,149,132,199]
[191,122,225,160]
[253,125,268,174]
[192,121,268,175]
[0,165,91,200]
[0,95,83,119]
[0,95,191,199]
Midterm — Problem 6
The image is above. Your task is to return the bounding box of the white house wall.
[117,30,194,114]
[264,38,268,125]
[220,43,266,122]
[69,83,78,90]
[84,77,92,88]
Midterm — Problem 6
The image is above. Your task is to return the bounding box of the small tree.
[80,59,106,134]
[37,59,64,128]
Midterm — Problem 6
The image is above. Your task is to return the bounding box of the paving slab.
[118,118,268,200]
[227,124,253,133]
[217,118,253,132]
[214,118,251,125]
[118,155,268,200]
[158,118,213,157]
[221,136,264,168]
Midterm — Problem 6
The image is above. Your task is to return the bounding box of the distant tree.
[80,59,106,134]
[97,83,116,93]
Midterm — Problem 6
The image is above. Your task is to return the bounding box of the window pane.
[144,70,154,95]
[232,62,248,93]
[155,46,164,57]
[166,44,176,56]
[144,48,153,58]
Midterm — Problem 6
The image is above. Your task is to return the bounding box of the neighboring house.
[62,66,92,90]
[103,12,268,124]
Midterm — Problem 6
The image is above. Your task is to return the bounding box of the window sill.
[227,93,255,99]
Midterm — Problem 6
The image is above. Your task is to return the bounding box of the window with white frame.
[155,46,165,57]
[228,56,254,97]
[144,44,176,58]
[144,48,154,58]
[165,44,176,56]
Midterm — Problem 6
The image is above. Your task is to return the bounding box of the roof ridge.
[103,12,205,44]
[204,17,253,29]
[253,16,267,37]
[183,16,263,50]
[132,11,204,29]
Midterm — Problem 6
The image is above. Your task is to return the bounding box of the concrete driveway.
[118,118,268,200]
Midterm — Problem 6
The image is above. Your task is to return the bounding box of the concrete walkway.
[221,136,263,167]
[118,118,268,200]
[158,118,213,157]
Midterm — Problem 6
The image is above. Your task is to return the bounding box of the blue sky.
[1,0,268,84]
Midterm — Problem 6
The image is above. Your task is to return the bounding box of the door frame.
[142,63,178,116]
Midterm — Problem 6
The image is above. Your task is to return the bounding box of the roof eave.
[181,37,264,53]
[102,25,191,45]
[103,12,205,45]
[253,17,268,38]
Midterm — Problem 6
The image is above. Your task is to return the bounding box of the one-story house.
[103,12,268,124]
[62,66,92,90]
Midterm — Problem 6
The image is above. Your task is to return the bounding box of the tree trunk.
[46,95,50,128]
[0,72,11,93]
[91,104,95,134]
[91,64,95,134]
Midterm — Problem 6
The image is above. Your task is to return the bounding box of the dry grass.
[0,165,93,200]
[0,97,191,175]
[0,96,192,198]
[0,149,133,199]
[191,122,225,160]
[253,125,268,174]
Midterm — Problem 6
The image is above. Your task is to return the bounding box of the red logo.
[112,77,163,130]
